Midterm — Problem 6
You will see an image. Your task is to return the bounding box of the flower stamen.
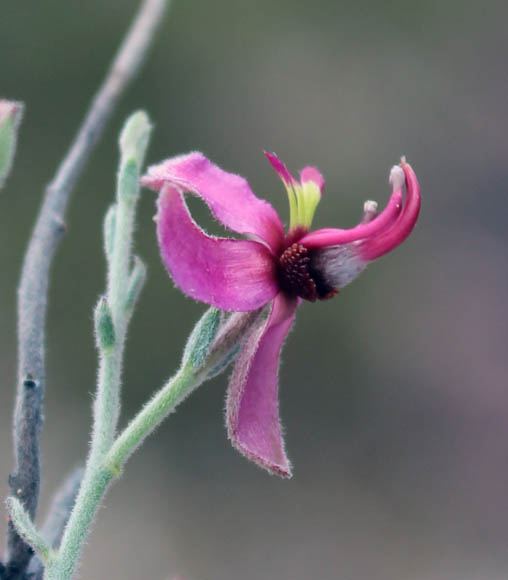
[278,243,337,301]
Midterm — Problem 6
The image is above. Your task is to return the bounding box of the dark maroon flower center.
[277,243,338,302]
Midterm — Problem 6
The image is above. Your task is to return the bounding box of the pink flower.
[142,152,421,477]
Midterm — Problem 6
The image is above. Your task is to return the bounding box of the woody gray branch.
[5,0,170,577]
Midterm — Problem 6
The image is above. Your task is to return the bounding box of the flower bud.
[181,306,267,380]
[182,307,222,370]
[119,110,151,172]
[204,308,267,380]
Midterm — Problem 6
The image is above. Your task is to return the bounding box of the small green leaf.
[95,297,116,351]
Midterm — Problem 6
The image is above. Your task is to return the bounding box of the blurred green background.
[1,0,508,579]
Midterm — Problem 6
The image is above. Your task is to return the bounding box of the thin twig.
[6,0,169,576]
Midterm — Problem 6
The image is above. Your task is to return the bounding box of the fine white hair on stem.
[8,0,170,576]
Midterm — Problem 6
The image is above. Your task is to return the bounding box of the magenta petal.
[226,293,298,477]
[157,184,279,311]
[358,160,421,261]
[143,152,285,253]
[300,183,403,249]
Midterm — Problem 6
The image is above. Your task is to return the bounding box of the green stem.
[44,366,202,580]
[89,349,120,463]
[44,307,255,578]
[43,467,112,580]
[108,190,135,334]
[106,367,199,472]
[51,308,258,579]
[45,110,151,579]
[44,332,121,580]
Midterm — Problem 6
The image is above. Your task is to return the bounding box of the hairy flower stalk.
[105,308,265,473]
[142,152,421,477]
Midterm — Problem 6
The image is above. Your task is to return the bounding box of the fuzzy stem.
[27,467,84,580]
[90,336,121,461]
[43,468,112,580]
[7,0,169,576]
[44,304,260,580]
[44,362,212,580]
[105,311,266,473]
[91,113,151,462]
[44,110,151,580]
[46,362,213,580]
[45,307,258,579]
[106,368,199,472]
[40,469,84,549]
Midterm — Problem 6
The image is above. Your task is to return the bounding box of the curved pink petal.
[358,160,421,260]
[143,152,285,253]
[300,174,404,249]
[226,293,298,477]
[157,184,279,311]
